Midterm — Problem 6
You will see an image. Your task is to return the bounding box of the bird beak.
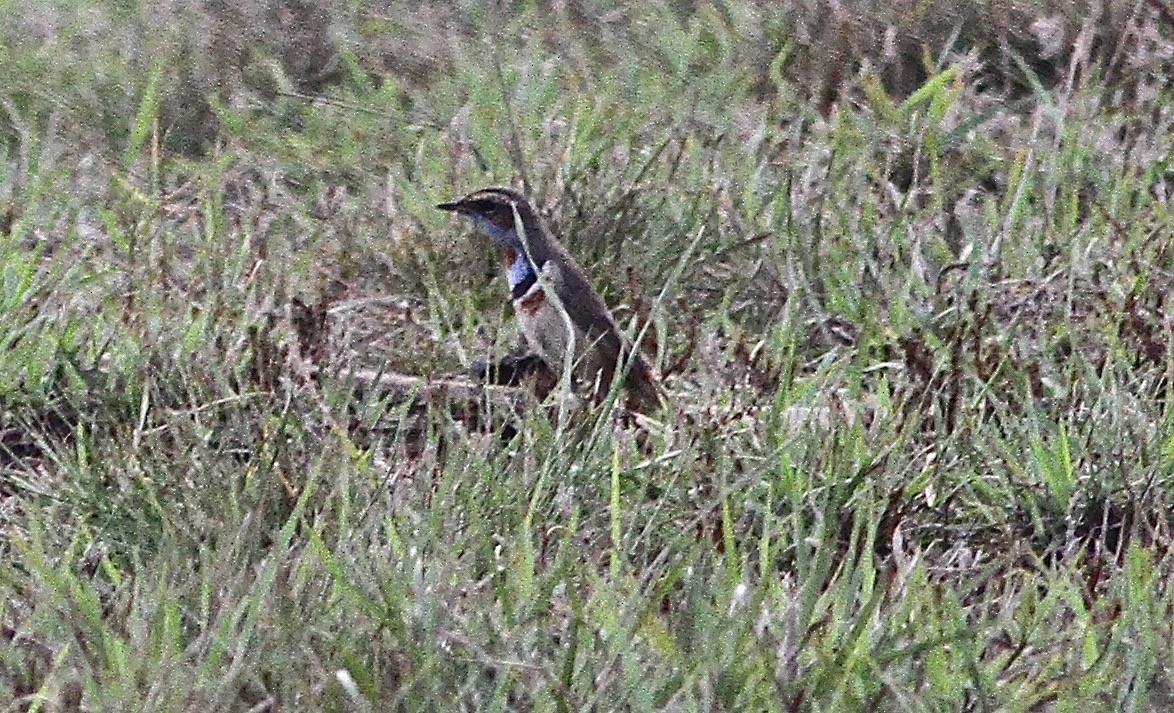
[436,199,465,213]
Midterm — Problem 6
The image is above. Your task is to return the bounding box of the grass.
[1,0,1173,710]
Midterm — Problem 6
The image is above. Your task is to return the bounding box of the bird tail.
[623,354,666,414]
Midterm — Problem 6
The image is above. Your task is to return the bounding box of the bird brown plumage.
[438,187,663,413]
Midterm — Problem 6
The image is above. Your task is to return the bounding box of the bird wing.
[541,255,663,411]
[541,257,626,358]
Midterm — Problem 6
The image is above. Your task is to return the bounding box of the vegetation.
[1,0,1173,709]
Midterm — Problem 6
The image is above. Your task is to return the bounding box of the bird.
[437,187,663,414]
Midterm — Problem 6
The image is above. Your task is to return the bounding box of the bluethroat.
[438,187,663,414]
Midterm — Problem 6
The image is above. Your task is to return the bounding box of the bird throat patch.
[513,281,546,314]
[505,248,539,300]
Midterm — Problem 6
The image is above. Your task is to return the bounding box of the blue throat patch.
[473,215,520,249]
[508,253,538,299]
[471,215,538,299]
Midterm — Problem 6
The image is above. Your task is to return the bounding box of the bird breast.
[512,263,607,391]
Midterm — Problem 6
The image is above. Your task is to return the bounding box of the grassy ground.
[2,0,1174,710]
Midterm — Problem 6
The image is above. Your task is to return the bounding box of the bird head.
[437,187,533,251]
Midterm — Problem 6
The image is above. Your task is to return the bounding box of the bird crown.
[438,187,529,231]
[438,186,552,257]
